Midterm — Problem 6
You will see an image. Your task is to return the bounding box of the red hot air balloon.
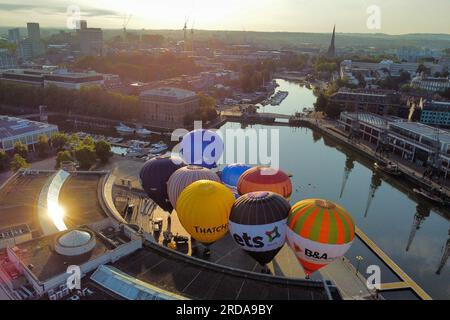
[286,199,355,277]
[237,166,292,200]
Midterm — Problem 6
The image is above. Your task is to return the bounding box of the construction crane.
[190,19,195,52]
[436,230,450,275]
[339,154,355,199]
[405,203,430,252]
[364,172,382,218]
[122,13,133,42]
[183,16,189,51]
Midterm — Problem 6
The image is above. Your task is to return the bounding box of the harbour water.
[218,79,450,299]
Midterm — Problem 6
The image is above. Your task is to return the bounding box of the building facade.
[0,116,59,152]
[411,74,450,93]
[330,89,408,118]
[420,100,450,127]
[140,87,200,128]
[0,69,104,89]
[26,23,45,58]
[0,49,17,69]
[339,112,450,180]
[77,22,103,56]
[7,28,20,44]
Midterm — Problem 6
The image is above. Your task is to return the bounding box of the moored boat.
[374,161,402,176]
[136,127,152,138]
[115,123,135,136]
[413,188,445,205]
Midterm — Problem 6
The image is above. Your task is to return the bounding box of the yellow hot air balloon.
[176,180,235,245]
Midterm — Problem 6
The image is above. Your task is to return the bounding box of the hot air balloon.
[237,166,292,200]
[221,163,252,199]
[176,180,234,247]
[229,191,290,270]
[286,199,355,277]
[167,165,220,208]
[139,155,186,213]
[180,129,223,169]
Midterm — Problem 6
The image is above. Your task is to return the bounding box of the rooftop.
[110,242,337,300]
[390,122,450,144]
[140,87,197,101]
[341,112,404,129]
[0,116,58,140]
[12,228,110,282]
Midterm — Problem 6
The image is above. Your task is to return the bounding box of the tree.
[73,143,96,170]
[13,141,28,159]
[83,135,95,147]
[417,64,429,75]
[10,154,29,172]
[56,150,73,168]
[36,135,50,157]
[69,133,80,145]
[0,149,8,171]
[314,92,329,113]
[51,132,68,150]
[95,140,112,163]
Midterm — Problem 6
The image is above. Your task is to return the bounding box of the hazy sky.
[0,0,449,34]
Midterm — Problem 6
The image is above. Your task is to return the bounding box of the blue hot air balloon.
[221,164,252,198]
[180,129,223,169]
[139,155,186,213]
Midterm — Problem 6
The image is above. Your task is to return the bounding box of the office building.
[330,88,408,117]
[411,74,450,93]
[420,100,450,127]
[26,23,45,57]
[7,28,20,44]
[0,69,104,89]
[339,112,450,179]
[0,49,17,69]
[77,21,103,56]
[140,87,200,128]
[0,116,59,152]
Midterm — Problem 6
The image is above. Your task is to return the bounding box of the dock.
[355,226,432,300]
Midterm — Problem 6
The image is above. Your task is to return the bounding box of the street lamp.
[355,255,364,275]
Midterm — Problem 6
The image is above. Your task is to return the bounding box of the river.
[218,79,450,299]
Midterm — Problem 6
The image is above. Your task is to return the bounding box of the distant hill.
[1,27,449,50]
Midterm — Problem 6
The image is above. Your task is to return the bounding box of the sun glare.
[47,202,67,232]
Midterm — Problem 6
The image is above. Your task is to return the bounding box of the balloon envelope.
[176,180,234,244]
[167,165,220,208]
[221,164,252,188]
[180,129,223,169]
[229,191,291,265]
[139,155,186,213]
[286,199,355,276]
[237,166,292,199]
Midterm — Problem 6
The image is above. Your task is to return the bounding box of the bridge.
[222,111,296,121]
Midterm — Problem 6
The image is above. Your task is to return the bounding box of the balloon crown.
[247,191,270,199]
[186,165,206,170]
[196,181,218,194]
[314,199,336,209]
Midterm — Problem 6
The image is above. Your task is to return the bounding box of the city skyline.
[0,0,450,35]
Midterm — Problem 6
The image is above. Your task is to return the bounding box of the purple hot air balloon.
[139,155,186,213]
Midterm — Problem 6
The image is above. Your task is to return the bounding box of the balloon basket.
[203,247,211,257]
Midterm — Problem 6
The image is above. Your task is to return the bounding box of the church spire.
[327,24,336,57]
